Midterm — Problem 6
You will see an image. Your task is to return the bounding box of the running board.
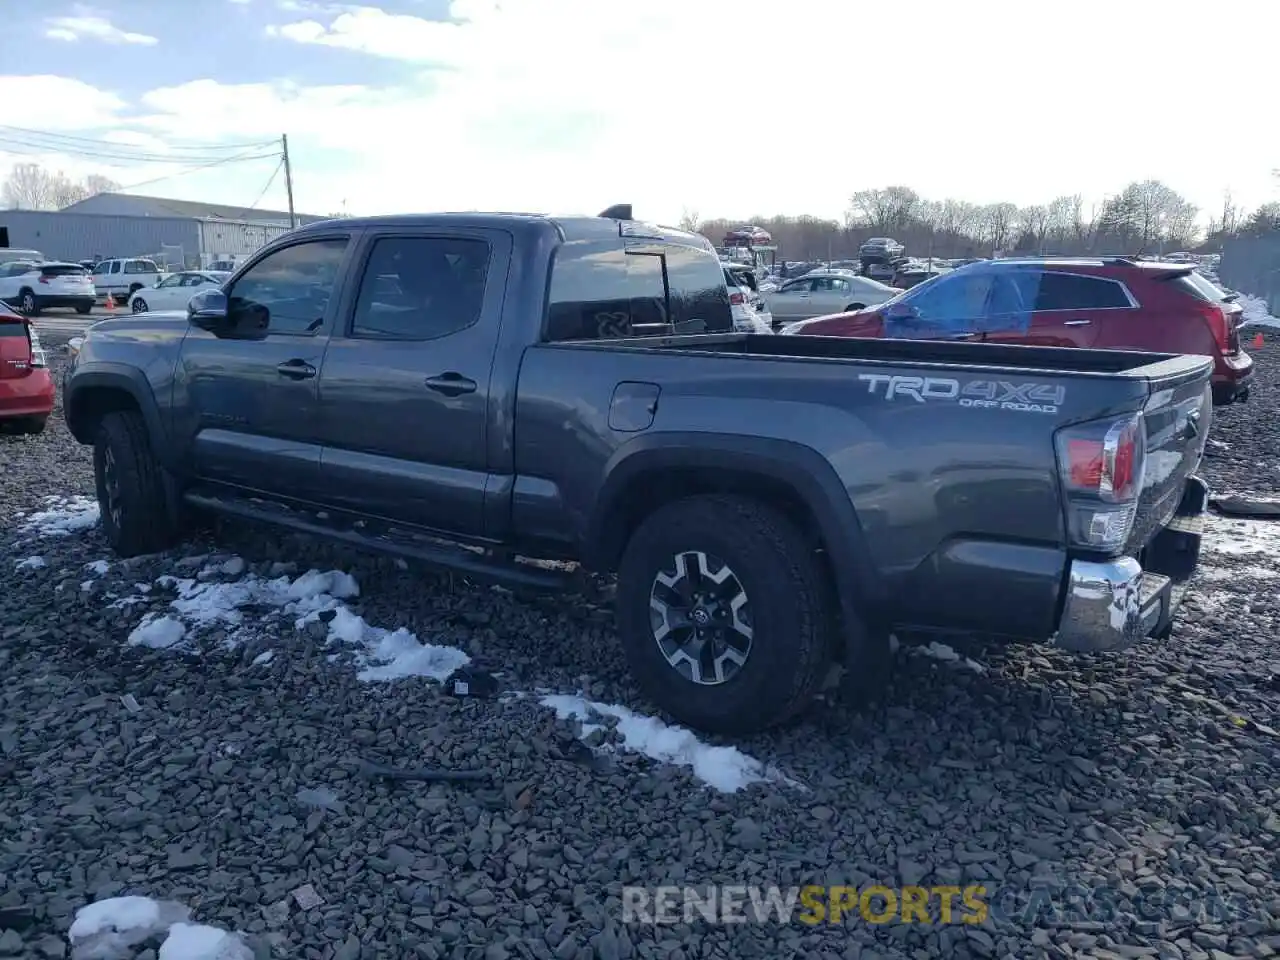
[182,489,572,592]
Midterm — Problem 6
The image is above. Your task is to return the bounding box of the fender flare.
[586,432,886,613]
[64,362,167,456]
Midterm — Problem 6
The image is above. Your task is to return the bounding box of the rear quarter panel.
[513,343,1153,631]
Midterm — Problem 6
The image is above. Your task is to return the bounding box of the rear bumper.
[0,370,56,419]
[1054,475,1208,653]
[35,294,95,310]
[1212,352,1253,405]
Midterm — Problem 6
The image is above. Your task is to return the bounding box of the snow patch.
[307,605,470,682]
[1203,515,1280,558]
[158,922,253,960]
[14,556,46,570]
[68,896,190,959]
[915,640,986,674]
[126,562,469,682]
[85,560,110,576]
[539,694,792,793]
[19,496,100,538]
[252,649,275,666]
[127,616,188,650]
[1239,294,1279,330]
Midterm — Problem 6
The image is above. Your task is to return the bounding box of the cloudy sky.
[0,0,1275,224]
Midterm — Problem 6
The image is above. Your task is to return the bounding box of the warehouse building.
[0,192,327,268]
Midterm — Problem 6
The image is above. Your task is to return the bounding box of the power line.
[0,124,278,152]
[0,133,280,167]
[240,158,286,217]
[110,150,280,193]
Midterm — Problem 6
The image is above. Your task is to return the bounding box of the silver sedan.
[763,270,901,323]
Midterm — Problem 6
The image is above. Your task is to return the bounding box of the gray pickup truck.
[63,206,1213,735]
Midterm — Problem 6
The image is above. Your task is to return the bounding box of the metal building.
[0,192,326,268]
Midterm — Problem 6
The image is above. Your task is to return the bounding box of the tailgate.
[0,313,32,379]
[1127,359,1213,552]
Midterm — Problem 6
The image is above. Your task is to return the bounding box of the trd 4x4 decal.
[858,373,1065,414]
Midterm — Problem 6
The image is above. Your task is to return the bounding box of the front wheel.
[844,302,866,312]
[19,290,37,315]
[132,298,148,313]
[93,410,180,556]
[616,495,833,735]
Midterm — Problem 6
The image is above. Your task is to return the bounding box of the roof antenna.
[598,204,632,220]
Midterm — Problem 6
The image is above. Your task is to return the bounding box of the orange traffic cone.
[104,294,114,313]
[1253,332,1264,349]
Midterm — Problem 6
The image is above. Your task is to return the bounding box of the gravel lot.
[2,333,1278,960]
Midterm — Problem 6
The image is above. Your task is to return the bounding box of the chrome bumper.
[1055,476,1208,653]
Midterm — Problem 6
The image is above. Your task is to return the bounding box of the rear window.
[724,266,757,292]
[125,259,158,273]
[40,264,87,277]
[1172,271,1230,304]
[1033,272,1132,310]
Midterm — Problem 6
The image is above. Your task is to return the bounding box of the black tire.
[616,494,833,735]
[75,304,92,315]
[19,289,38,316]
[844,302,866,312]
[17,416,47,436]
[132,298,148,313]
[93,410,180,557]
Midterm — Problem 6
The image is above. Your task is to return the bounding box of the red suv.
[0,300,54,434]
[785,257,1253,405]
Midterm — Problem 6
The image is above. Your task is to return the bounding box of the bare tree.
[2,163,121,210]
[2,163,56,210]
[1017,205,1050,253]
[677,207,700,232]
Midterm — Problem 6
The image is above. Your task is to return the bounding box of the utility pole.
[281,133,297,229]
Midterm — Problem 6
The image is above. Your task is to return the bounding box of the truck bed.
[559,331,1210,384]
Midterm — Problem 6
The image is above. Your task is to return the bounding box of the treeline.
[685,181,1280,262]
[2,163,120,211]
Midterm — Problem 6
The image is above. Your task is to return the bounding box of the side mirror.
[188,288,229,332]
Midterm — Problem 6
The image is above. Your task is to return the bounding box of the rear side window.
[349,236,491,341]
[40,265,87,277]
[125,259,157,273]
[544,241,731,341]
[1171,271,1230,303]
[1033,272,1131,310]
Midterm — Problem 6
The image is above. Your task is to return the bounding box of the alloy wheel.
[649,550,753,685]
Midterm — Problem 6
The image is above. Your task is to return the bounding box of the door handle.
[424,372,477,396]
[276,359,316,380]
[948,332,978,340]
[1063,319,1092,327]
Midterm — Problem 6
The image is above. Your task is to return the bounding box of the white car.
[763,270,901,323]
[723,263,773,333]
[128,271,230,313]
[0,261,95,315]
[91,257,168,305]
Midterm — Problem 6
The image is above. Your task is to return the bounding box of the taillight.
[729,292,745,306]
[28,326,46,368]
[38,275,50,285]
[1054,413,1146,553]
[1194,301,1231,353]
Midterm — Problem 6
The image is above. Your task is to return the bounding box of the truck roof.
[290,212,713,248]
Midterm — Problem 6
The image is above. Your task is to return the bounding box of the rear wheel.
[616,495,833,735]
[17,416,48,436]
[19,290,37,316]
[75,304,92,315]
[93,410,180,556]
[132,298,149,313]
[844,302,866,312]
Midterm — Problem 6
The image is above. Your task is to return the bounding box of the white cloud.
[5,0,1280,223]
[45,6,159,45]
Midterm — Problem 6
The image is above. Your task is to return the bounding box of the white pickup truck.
[89,258,168,305]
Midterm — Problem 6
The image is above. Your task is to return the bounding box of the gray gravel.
[2,333,1278,959]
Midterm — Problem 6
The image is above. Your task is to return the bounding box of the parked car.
[90,257,166,305]
[128,271,231,313]
[764,269,901,323]
[0,299,53,434]
[64,207,1213,736]
[859,237,905,260]
[783,256,1252,405]
[893,263,952,289]
[0,248,45,266]
[723,263,773,332]
[0,261,95,315]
